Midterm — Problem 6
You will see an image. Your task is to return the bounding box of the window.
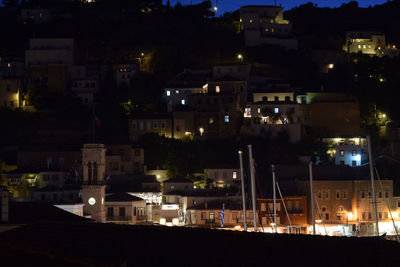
[215,86,220,93]
[368,212,372,219]
[340,160,345,166]
[378,212,382,219]
[274,96,279,101]
[261,203,267,211]
[257,108,261,113]
[397,200,400,208]
[201,212,206,220]
[166,90,171,96]
[175,125,180,132]
[135,149,141,156]
[224,115,229,123]
[153,122,158,129]
[352,150,356,156]
[161,122,166,129]
[325,213,330,220]
[368,192,372,198]
[209,212,215,220]
[340,150,344,157]
[119,207,125,217]
[175,90,179,94]
[146,122,151,129]
[285,96,290,102]
[342,191,348,200]
[362,212,367,220]
[324,191,330,200]
[318,191,322,199]
[262,96,268,102]
[378,192,382,198]
[361,192,366,198]
[274,107,279,114]
[352,161,357,166]
[181,99,185,105]
[233,171,237,179]
[139,122,144,130]
[385,192,389,198]
[209,117,214,124]
[336,191,341,200]
[107,208,114,217]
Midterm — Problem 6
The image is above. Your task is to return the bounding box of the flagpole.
[238,150,247,231]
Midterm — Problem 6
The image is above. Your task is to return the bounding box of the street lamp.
[199,127,204,136]
[237,54,243,62]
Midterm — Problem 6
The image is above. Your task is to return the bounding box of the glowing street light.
[199,127,204,136]
[328,64,334,69]
[237,53,243,61]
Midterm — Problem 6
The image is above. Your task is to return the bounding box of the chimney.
[0,187,9,223]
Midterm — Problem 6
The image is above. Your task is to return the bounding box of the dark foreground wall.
[0,222,399,267]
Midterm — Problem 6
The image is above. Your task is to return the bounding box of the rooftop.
[105,192,144,202]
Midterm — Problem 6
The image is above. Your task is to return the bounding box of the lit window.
[271,28,275,33]
[181,99,185,105]
[209,117,214,124]
[175,90,179,94]
[249,19,253,23]
[244,107,251,117]
[166,90,171,96]
[216,86,220,93]
[358,45,361,49]
[340,150,344,157]
[257,108,261,113]
[265,28,269,32]
[233,171,237,179]
[274,107,279,114]
[224,115,229,123]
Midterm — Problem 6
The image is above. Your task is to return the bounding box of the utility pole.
[272,164,277,233]
[248,145,257,232]
[309,161,316,235]
[367,135,379,236]
[238,150,247,231]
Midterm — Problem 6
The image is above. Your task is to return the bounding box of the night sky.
[166,0,387,14]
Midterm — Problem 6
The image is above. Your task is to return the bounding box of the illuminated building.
[240,5,297,49]
[343,31,385,55]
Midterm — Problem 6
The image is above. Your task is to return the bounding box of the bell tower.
[81,144,107,222]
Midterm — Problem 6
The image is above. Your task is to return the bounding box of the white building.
[25,38,74,70]
[240,5,297,49]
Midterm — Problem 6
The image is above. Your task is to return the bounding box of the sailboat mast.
[238,150,248,231]
[367,135,379,236]
[248,145,257,232]
[309,161,316,235]
[272,165,277,233]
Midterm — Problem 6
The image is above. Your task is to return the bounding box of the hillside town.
[2,2,400,262]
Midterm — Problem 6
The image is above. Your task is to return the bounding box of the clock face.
[88,197,96,205]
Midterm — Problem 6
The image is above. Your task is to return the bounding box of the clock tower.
[81,144,107,222]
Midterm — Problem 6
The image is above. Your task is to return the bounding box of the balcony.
[106,216,132,222]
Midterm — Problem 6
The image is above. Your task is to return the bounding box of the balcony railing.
[106,216,131,221]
